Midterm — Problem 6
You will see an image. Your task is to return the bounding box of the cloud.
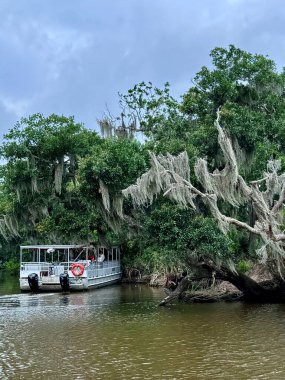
[0,11,95,130]
[0,16,93,84]
[0,95,31,118]
[33,23,93,80]
[0,0,285,140]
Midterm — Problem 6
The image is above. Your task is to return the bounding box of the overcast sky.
[1,0,285,140]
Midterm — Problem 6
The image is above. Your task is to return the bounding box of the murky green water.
[1,271,285,379]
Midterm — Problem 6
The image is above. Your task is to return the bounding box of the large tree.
[123,108,285,303]
[83,46,285,291]
[0,113,101,245]
[181,45,285,179]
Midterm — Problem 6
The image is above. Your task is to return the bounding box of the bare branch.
[272,183,285,214]
[220,215,260,235]
[250,177,268,185]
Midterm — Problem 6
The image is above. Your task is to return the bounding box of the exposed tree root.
[158,263,285,306]
[159,277,191,306]
[182,289,243,303]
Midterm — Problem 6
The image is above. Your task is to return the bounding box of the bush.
[237,260,252,273]
[4,260,20,274]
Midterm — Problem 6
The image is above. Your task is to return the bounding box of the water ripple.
[0,286,285,379]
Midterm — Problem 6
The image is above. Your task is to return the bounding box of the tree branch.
[220,215,261,235]
[272,183,285,214]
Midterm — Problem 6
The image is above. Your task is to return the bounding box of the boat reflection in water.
[19,245,121,292]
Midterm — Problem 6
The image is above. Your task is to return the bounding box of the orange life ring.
[71,263,85,277]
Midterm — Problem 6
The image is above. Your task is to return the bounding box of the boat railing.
[87,261,121,278]
[21,262,69,276]
[21,260,121,277]
[21,262,52,272]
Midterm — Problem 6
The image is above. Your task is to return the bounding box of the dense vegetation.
[1,45,285,302]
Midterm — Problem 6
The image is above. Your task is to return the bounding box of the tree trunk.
[159,262,285,306]
[199,261,285,303]
[224,271,285,303]
[159,277,191,306]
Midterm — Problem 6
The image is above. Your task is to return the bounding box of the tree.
[123,109,285,303]
[91,46,285,286]
[0,113,101,245]
[78,138,147,243]
[121,198,232,283]
[181,45,285,179]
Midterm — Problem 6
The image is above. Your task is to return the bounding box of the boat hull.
[20,272,122,291]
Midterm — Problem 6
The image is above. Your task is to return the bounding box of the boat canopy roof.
[20,245,87,250]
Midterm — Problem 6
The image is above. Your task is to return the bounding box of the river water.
[1,272,285,379]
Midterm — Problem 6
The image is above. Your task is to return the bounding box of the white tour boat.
[19,244,122,291]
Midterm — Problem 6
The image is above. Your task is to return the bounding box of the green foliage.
[123,199,233,274]
[78,138,149,246]
[0,181,14,214]
[120,82,197,158]
[181,45,285,178]
[3,260,19,273]
[237,260,252,273]
[1,114,100,201]
[185,216,233,260]
[1,113,99,160]
[91,229,99,243]
[79,138,147,198]
[120,82,179,137]
[0,113,102,248]
[35,216,55,235]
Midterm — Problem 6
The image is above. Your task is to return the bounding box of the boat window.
[107,250,113,261]
[57,250,66,262]
[69,249,75,261]
[22,250,36,262]
[72,247,85,261]
[112,248,117,261]
[40,250,45,262]
[98,247,107,258]
[88,248,96,261]
[44,249,67,263]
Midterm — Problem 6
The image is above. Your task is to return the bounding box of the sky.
[1,0,285,141]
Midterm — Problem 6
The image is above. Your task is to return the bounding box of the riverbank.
[122,263,273,304]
